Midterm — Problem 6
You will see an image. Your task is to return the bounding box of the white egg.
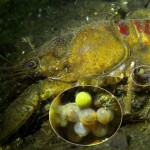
[74,122,89,137]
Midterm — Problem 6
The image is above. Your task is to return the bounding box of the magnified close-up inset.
[49,85,122,146]
[131,65,150,86]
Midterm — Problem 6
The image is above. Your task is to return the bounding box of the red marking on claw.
[134,20,150,35]
[118,21,129,36]
[134,20,141,33]
[144,20,150,35]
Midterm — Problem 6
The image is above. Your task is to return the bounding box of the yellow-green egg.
[75,91,92,108]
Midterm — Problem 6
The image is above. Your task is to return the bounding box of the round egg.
[65,103,80,122]
[54,105,68,127]
[96,108,114,125]
[74,122,90,137]
[67,125,83,143]
[79,108,97,125]
[92,123,108,137]
[75,91,92,108]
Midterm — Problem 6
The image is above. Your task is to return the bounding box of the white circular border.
[130,65,150,87]
[49,85,123,147]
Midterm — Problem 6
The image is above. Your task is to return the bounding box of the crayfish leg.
[0,84,40,143]
[0,79,73,143]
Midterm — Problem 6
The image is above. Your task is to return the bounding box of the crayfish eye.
[26,60,37,68]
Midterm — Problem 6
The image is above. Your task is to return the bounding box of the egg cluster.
[53,91,115,143]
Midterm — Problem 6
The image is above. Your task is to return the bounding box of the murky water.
[0,0,150,150]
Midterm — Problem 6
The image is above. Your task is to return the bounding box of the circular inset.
[131,65,150,86]
[49,85,123,146]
